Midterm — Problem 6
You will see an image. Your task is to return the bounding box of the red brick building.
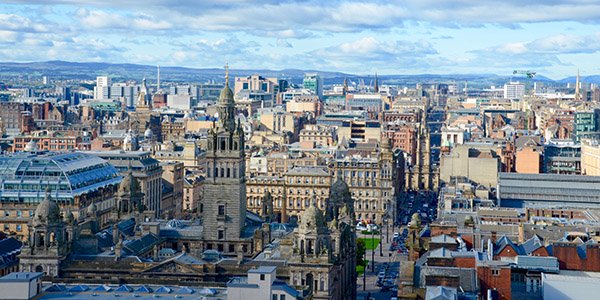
[550,242,600,272]
[477,262,512,300]
[382,122,417,162]
[12,130,84,152]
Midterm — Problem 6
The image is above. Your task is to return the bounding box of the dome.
[381,138,392,151]
[64,209,75,225]
[118,170,139,195]
[33,190,61,226]
[409,213,421,228]
[299,201,325,230]
[442,139,451,148]
[219,85,234,104]
[144,128,153,139]
[331,178,350,196]
[87,202,98,217]
[24,140,39,152]
[329,178,352,208]
[166,219,184,229]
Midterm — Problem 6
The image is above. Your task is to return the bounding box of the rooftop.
[0,272,43,282]
[0,151,121,202]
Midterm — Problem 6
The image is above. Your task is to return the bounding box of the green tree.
[356,239,366,266]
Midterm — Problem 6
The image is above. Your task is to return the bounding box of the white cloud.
[0,13,48,32]
[276,39,293,48]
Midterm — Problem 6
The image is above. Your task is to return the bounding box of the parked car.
[367,224,379,232]
[356,224,368,231]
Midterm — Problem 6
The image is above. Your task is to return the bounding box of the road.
[356,225,400,300]
[356,191,438,300]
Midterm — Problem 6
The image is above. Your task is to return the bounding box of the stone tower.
[287,180,357,299]
[202,65,247,240]
[113,169,144,221]
[19,188,71,277]
[136,77,151,110]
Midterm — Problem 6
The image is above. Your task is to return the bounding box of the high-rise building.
[233,74,278,96]
[503,81,525,100]
[95,76,111,99]
[303,73,323,98]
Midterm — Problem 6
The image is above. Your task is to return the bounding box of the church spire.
[374,72,379,93]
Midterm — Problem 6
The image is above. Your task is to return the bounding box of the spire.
[575,69,581,101]
[157,65,161,92]
[374,72,379,93]
[224,62,229,87]
[343,77,348,95]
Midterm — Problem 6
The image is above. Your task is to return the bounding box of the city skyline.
[0,1,599,79]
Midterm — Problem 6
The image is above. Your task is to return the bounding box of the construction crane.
[513,70,536,78]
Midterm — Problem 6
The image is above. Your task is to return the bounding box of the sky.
[1,1,600,79]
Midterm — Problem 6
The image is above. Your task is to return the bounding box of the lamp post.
[379,226,384,257]
[363,251,366,291]
[371,229,375,272]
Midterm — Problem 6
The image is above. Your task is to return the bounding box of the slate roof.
[273,281,301,298]
[0,237,22,256]
[122,233,162,256]
[429,247,453,259]
[494,236,524,256]
[426,286,457,300]
[521,235,544,255]
[430,234,457,244]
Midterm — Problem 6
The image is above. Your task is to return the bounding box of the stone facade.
[202,72,247,241]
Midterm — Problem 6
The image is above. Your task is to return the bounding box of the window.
[280,295,286,300]
[218,230,224,240]
[492,269,500,276]
[229,244,235,253]
[273,295,277,300]
[16,225,21,232]
[260,274,265,281]
[218,205,225,215]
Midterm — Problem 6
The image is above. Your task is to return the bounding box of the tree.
[356,239,366,266]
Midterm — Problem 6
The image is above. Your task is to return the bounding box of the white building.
[543,271,600,300]
[167,94,193,110]
[94,76,111,99]
[503,82,525,100]
[0,272,43,300]
[227,266,300,300]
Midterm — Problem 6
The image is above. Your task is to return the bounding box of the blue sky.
[1,1,600,79]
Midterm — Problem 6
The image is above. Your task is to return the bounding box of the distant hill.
[0,60,350,84]
[559,75,600,85]
[1,60,599,86]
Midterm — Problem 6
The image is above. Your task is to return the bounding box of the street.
[357,191,438,300]
[356,225,402,300]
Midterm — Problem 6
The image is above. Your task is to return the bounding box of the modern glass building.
[0,151,121,205]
